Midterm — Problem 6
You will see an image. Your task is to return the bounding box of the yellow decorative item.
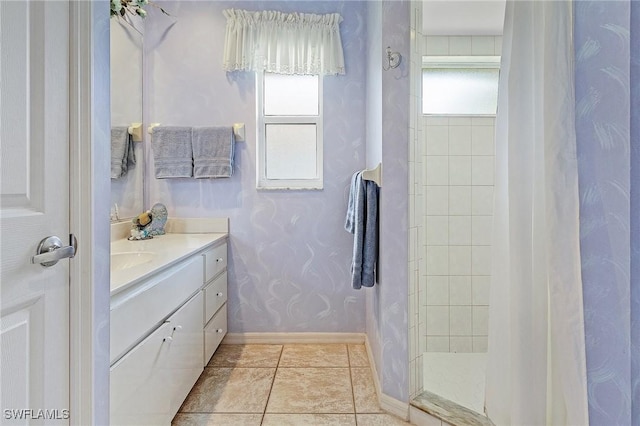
[137,211,152,227]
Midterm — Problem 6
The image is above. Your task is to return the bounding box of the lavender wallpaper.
[144,1,368,333]
[575,1,636,424]
[364,0,410,403]
[631,2,640,422]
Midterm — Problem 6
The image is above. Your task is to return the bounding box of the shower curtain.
[485,1,589,425]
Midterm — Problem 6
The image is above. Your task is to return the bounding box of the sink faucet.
[110,203,120,222]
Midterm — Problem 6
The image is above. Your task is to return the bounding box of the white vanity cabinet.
[110,235,229,425]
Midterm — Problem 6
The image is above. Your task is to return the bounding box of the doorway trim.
[69,2,111,425]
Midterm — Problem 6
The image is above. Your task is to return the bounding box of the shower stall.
[407,2,501,419]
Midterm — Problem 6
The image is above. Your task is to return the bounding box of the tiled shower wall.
[413,36,501,366]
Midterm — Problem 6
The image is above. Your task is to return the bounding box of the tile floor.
[172,343,412,426]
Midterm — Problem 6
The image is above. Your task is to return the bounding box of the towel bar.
[128,123,143,142]
[148,123,245,142]
[362,163,382,187]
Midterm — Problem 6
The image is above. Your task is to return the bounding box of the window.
[257,72,323,190]
[422,56,500,115]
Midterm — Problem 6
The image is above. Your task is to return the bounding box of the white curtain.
[485,1,589,425]
[222,9,345,76]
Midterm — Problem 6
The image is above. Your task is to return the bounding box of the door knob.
[31,235,77,267]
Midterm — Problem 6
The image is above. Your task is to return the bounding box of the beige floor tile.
[208,344,283,368]
[262,413,356,425]
[278,344,349,367]
[172,413,263,426]
[348,344,369,367]
[356,413,413,425]
[266,367,354,413]
[351,368,383,413]
[179,367,275,413]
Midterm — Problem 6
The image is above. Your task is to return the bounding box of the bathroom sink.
[111,252,155,271]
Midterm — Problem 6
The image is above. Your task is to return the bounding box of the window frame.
[256,71,324,190]
[422,55,500,117]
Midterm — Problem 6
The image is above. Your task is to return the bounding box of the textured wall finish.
[379,0,410,403]
[575,1,633,424]
[144,1,367,333]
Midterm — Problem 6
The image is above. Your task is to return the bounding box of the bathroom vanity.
[109,219,228,425]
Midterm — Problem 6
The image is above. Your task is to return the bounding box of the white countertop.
[110,233,227,296]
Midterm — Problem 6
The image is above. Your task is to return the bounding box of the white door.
[1,1,71,424]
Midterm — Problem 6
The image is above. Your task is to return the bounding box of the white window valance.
[222,9,345,76]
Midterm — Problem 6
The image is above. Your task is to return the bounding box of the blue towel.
[152,126,193,178]
[111,127,135,179]
[192,126,235,178]
[345,171,379,289]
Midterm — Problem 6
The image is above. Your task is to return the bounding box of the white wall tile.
[426,116,448,126]
[426,336,450,352]
[427,246,449,275]
[449,117,472,126]
[427,306,450,336]
[471,117,495,126]
[472,156,494,185]
[472,186,494,215]
[471,36,495,55]
[426,215,449,246]
[426,126,449,155]
[426,156,449,185]
[471,125,495,155]
[426,276,449,305]
[472,276,491,306]
[449,36,472,55]
[426,185,449,215]
[449,125,472,155]
[449,216,472,246]
[450,336,473,353]
[472,246,492,275]
[426,36,449,55]
[449,186,472,215]
[450,306,472,335]
[472,216,493,245]
[449,246,472,275]
[472,306,489,335]
[449,276,472,305]
[472,336,488,353]
[449,156,472,185]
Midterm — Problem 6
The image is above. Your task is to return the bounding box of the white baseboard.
[364,335,410,421]
[222,332,366,345]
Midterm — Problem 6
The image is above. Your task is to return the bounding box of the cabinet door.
[110,322,172,426]
[166,292,205,418]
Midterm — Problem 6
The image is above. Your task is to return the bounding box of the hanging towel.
[345,171,379,289]
[192,126,235,178]
[151,126,193,178]
[111,127,135,179]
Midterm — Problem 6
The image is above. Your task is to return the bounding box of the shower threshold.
[411,390,494,426]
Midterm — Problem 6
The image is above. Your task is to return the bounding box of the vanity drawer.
[204,271,227,324]
[204,242,227,282]
[111,256,204,363]
[204,303,227,364]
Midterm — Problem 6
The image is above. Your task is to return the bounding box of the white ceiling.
[423,0,506,36]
